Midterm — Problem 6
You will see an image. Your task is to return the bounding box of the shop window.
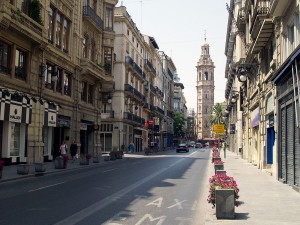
[15,49,27,81]
[0,41,11,75]
[10,123,21,156]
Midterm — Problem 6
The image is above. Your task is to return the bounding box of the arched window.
[204,72,208,80]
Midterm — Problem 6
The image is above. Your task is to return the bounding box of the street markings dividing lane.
[28,181,66,192]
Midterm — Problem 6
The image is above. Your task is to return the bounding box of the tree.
[173,112,187,138]
[210,103,225,126]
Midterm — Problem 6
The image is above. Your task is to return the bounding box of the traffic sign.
[214,124,225,134]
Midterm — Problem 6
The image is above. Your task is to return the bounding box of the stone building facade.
[0,0,118,165]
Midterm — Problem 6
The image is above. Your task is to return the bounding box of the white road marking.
[54,157,186,225]
[175,217,193,225]
[167,199,186,209]
[103,168,118,173]
[28,182,65,192]
[146,197,163,207]
[135,214,166,225]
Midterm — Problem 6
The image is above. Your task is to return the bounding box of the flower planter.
[212,157,221,163]
[215,188,235,219]
[216,170,226,175]
[93,156,101,163]
[103,155,110,161]
[214,164,224,173]
[55,156,65,169]
[35,163,46,173]
[80,157,90,165]
[213,149,219,153]
[17,164,30,175]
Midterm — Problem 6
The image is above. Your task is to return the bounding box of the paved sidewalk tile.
[205,150,300,225]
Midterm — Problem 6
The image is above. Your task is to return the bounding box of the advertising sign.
[214,124,225,134]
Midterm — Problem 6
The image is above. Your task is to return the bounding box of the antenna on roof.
[204,29,207,42]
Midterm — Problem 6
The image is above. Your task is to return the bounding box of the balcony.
[82,6,104,31]
[101,110,114,119]
[125,56,143,79]
[144,59,156,75]
[0,2,46,43]
[124,84,146,102]
[250,0,271,39]
[155,106,165,116]
[80,58,112,82]
[124,112,145,125]
[168,68,173,79]
[150,84,157,94]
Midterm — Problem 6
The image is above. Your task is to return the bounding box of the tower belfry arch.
[196,39,215,140]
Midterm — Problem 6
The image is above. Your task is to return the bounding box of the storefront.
[0,91,32,164]
[43,102,58,161]
[80,119,94,154]
[53,115,71,158]
[272,49,300,190]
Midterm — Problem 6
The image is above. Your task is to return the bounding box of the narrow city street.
[0,148,210,225]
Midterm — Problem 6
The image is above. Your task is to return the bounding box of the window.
[105,5,113,30]
[48,5,70,53]
[82,36,88,58]
[56,13,62,47]
[204,72,208,80]
[63,72,71,96]
[56,68,62,93]
[88,84,93,104]
[15,49,27,81]
[104,47,112,74]
[48,7,54,43]
[10,123,21,156]
[91,39,96,62]
[62,19,70,52]
[81,81,88,102]
[44,64,53,89]
[0,41,11,74]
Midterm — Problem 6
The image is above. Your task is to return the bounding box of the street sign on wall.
[214,124,225,134]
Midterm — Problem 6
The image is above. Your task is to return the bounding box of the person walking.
[70,140,78,162]
[129,142,135,153]
[59,141,68,156]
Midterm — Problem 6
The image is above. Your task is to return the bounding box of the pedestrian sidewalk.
[205,150,300,225]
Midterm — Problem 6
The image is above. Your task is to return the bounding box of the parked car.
[195,142,202,148]
[190,141,195,147]
[176,143,189,153]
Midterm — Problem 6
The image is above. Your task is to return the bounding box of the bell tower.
[196,38,215,140]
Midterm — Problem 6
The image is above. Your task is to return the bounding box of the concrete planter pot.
[55,156,65,169]
[212,149,219,153]
[103,155,110,161]
[17,164,30,175]
[212,157,221,163]
[215,188,235,219]
[216,170,226,175]
[93,156,101,163]
[80,157,90,165]
[35,163,46,173]
[214,164,224,174]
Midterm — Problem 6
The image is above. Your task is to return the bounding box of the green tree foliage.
[173,112,187,137]
[29,0,43,25]
[210,103,226,126]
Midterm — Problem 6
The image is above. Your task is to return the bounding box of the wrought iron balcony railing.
[144,59,156,75]
[83,5,104,30]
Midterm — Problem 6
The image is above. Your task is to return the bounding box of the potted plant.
[0,160,4,179]
[212,152,221,163]
[207,174,240,219]
[116,150,124,159]
[109,151,117,160]
[80,153,92,165]
[214,160,224,173]
[55,155,68,169]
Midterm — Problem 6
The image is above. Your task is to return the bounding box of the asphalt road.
[0,148,211,225]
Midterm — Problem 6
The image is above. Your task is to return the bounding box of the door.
[280,105,287,182]
[286,104,294,186]
[267,127,275,164]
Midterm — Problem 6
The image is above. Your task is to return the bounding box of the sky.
[116,0,230,110]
